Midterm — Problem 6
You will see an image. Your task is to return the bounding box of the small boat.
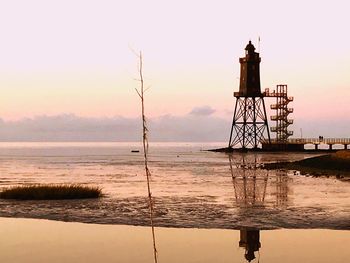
[131,150,140,153]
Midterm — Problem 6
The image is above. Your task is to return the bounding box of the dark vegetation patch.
[0,184,102,200]
[263,150,350,178]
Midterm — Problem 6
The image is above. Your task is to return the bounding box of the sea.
[0,142,349,230]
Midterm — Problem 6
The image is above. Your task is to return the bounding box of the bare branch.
[144,85,152,93]
[135,88,142,99]
[128,43,140,57]
[133,50,158,263]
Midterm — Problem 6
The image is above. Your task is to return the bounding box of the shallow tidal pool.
[0,217,349,263]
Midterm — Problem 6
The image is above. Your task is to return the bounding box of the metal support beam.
[228,96,270,149]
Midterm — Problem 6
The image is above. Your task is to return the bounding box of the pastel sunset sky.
[0,0,349,140]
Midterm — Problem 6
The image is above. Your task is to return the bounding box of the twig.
[135,51,158,263]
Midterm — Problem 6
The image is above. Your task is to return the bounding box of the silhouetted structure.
[266,85,294,142]
[229,41,270,149]
[215,41,350,152]
[239,229,261,262]
[263,137,350,150]
[262,85,297,150]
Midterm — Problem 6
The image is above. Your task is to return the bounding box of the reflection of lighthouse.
[239,229,261,262]
[229,154,268,207]
[229,154,264,262]
[228,155,291,262]
[273,169,290,207]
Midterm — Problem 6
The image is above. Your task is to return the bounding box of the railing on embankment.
[285,138,350,145]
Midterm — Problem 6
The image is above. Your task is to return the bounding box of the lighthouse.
[228,41,271,149]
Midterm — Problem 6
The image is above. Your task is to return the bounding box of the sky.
[0,0,349,141]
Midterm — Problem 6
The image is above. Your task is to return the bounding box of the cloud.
[0,113,348,142]
[189,106,216,116]
[0,113,231,142]
[0,114,140,142]
[149,114,230,141]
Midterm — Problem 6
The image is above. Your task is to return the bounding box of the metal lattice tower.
[268,85,294,142]
[228,41,271,149]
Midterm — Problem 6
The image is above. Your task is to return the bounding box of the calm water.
[0,218,349,263]
[0,142,349,229]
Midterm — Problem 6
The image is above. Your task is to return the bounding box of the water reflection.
[228,154,290,262]
[229,154,268,207]
[229,153,291,208]
[239,228,261,262]
[1,217,348,263]
[274,169,290,208]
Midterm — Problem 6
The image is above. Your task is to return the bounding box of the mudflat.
[263,150,350,177]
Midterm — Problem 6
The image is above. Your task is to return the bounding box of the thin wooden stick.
[135,51,158,263]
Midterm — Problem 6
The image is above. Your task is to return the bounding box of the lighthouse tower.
[228,41,270,149]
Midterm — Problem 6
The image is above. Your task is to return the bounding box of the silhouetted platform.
[209,137,350,152]
[209,146,306,152]
[262,142,304,151]
[266,138,350,151]
[208,146,336,153]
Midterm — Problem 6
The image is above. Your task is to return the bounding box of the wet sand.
[0,217,349,263]
[263,150,350,177]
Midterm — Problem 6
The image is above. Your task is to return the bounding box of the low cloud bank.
[189,106,216,116]
[0,110,348,142]
[0,113,231,142]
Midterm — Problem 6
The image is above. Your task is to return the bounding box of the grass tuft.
[0,184,102,200]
